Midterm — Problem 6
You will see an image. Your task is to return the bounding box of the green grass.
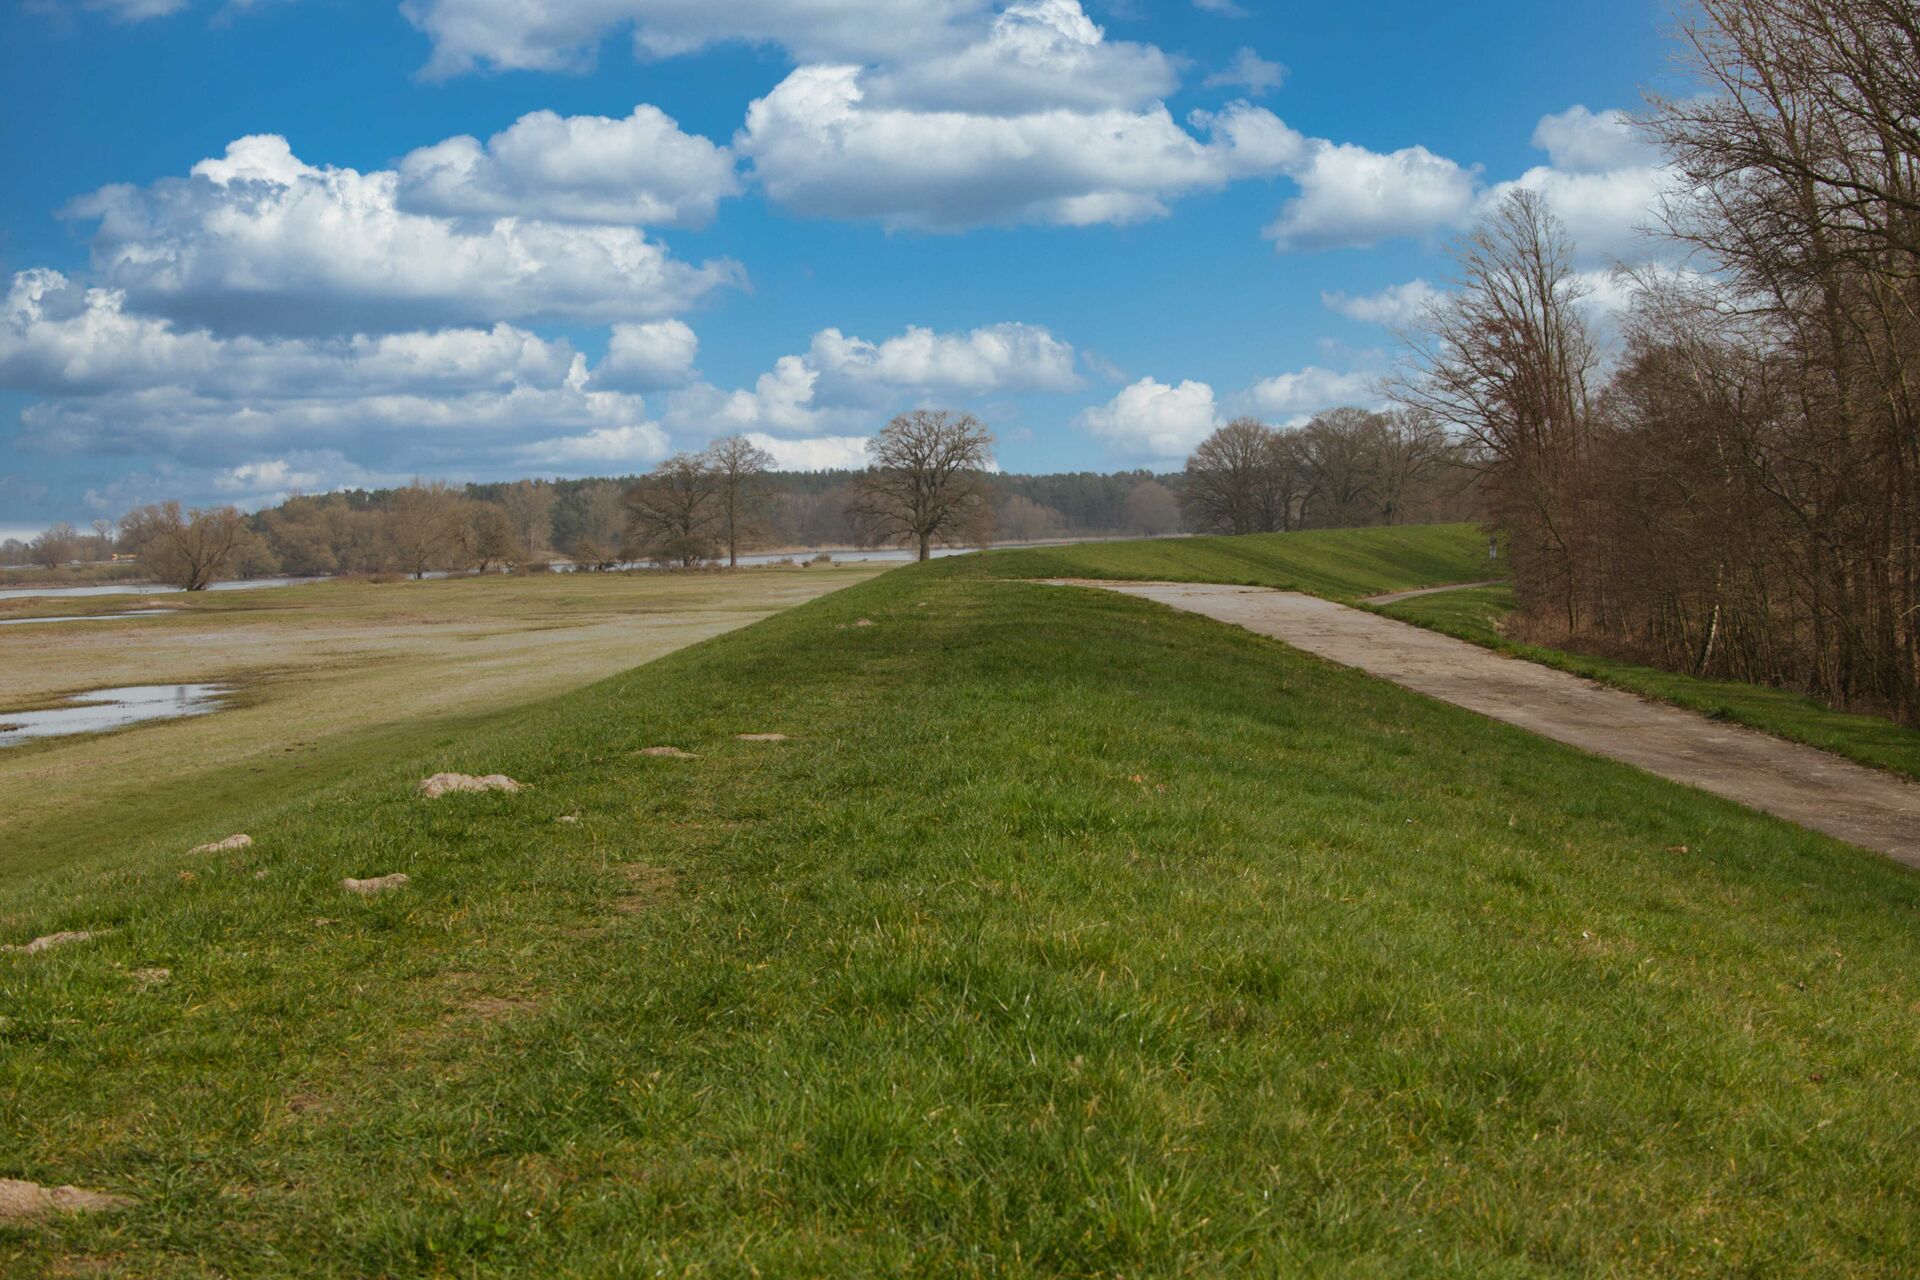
[5,557,1919,1276]
[1380,584,1920,784]
[981,522,1496,600]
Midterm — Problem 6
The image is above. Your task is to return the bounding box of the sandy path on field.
[1048,580,1920,868]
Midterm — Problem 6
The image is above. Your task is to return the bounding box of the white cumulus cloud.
[1243,366,1382,418]
[1266,141,1481,250]
[662,321,1079,437]
[1530,105,1660,174]
[396,105,740,227]
[1320,279,1443,327]
[68,134,743,336]
[738,66,1302,230]
[1,268,670,485]
[861,0,1178,114]
[1204,48,1285,96]
[515,422,671,468]
[1076,376,1220,462]
[402,0,988,77]
[1480,164,1670,260]
[745,433,874,471]
[1264,104,1676,259]
[598,319,700,390]
[810,322,1079,395]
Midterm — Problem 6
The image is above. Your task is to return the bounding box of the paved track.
[1049,580,1920,868]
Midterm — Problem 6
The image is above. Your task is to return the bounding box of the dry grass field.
[0,567,883,879]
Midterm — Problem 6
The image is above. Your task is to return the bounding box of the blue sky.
[0,0,1681,538]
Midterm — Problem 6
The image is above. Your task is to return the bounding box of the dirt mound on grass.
[637,746,697,758]
[415,773,521,798]
[342,873,409,896]
[190,834,252,853]
[736,733,790,742]
[1,930,100,956]
[0,1179,134,1220]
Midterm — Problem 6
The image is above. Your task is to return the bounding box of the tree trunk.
[918,533,930,562]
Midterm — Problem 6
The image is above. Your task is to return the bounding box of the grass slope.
[0,568,880,882]
[982,522,1494,600]
[1381,584,1920,784]
[5,558,1919,1276]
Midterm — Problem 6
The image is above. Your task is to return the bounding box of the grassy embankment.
[990,524,1920,784]
[4,527,1919,1275]
[1379,583,1920,783]
[0,567,882,881]
[981,521,1495,601]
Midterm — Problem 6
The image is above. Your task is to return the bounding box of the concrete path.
[1362,579,1508,606]
[1048,580,1920,868]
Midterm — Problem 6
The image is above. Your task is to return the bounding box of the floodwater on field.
[0,535,1161,601]
[0,684,234,745]
[0,577,325,602]
[0,610,175,626]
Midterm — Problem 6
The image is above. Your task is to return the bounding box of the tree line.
[0,417,1190,586]
[1390,0,1920,722]
[1175,407,1479,536]
[7,402,1475,590]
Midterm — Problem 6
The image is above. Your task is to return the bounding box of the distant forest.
[0,443,1474,579]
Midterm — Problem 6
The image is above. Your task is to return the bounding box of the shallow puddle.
[0,610,175,626]
[0,576,324,602]
[0,684,235,745]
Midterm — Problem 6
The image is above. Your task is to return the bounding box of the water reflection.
[0,610,174,626]
[0,576,326,602]
[0,684,234,745]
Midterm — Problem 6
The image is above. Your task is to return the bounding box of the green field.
[4,532,1918,1276]
[1379,584,1920,784]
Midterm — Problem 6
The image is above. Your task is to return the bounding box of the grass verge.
[1380,584,1920,784]
[4,558,1918,1276]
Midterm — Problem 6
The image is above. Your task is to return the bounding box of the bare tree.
[463,502,521,573]
[1369,410,1455,525]
[386,481,467,579]
[703,435,774,567]
[1372,0,1920,720]
[626,453,719,567]
[1179,418,1293,534]
[995,493,1067,543]
[1298,409,1382,526]
[1119,479,1182,536]
[1391,189,1598,630]
[119,502,248,590]
[261,496,342,576]
[847,410,995,561]
[29,522,80,570]
[499,480,556,557]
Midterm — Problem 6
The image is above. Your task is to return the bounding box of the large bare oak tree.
[848,410,995,561]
